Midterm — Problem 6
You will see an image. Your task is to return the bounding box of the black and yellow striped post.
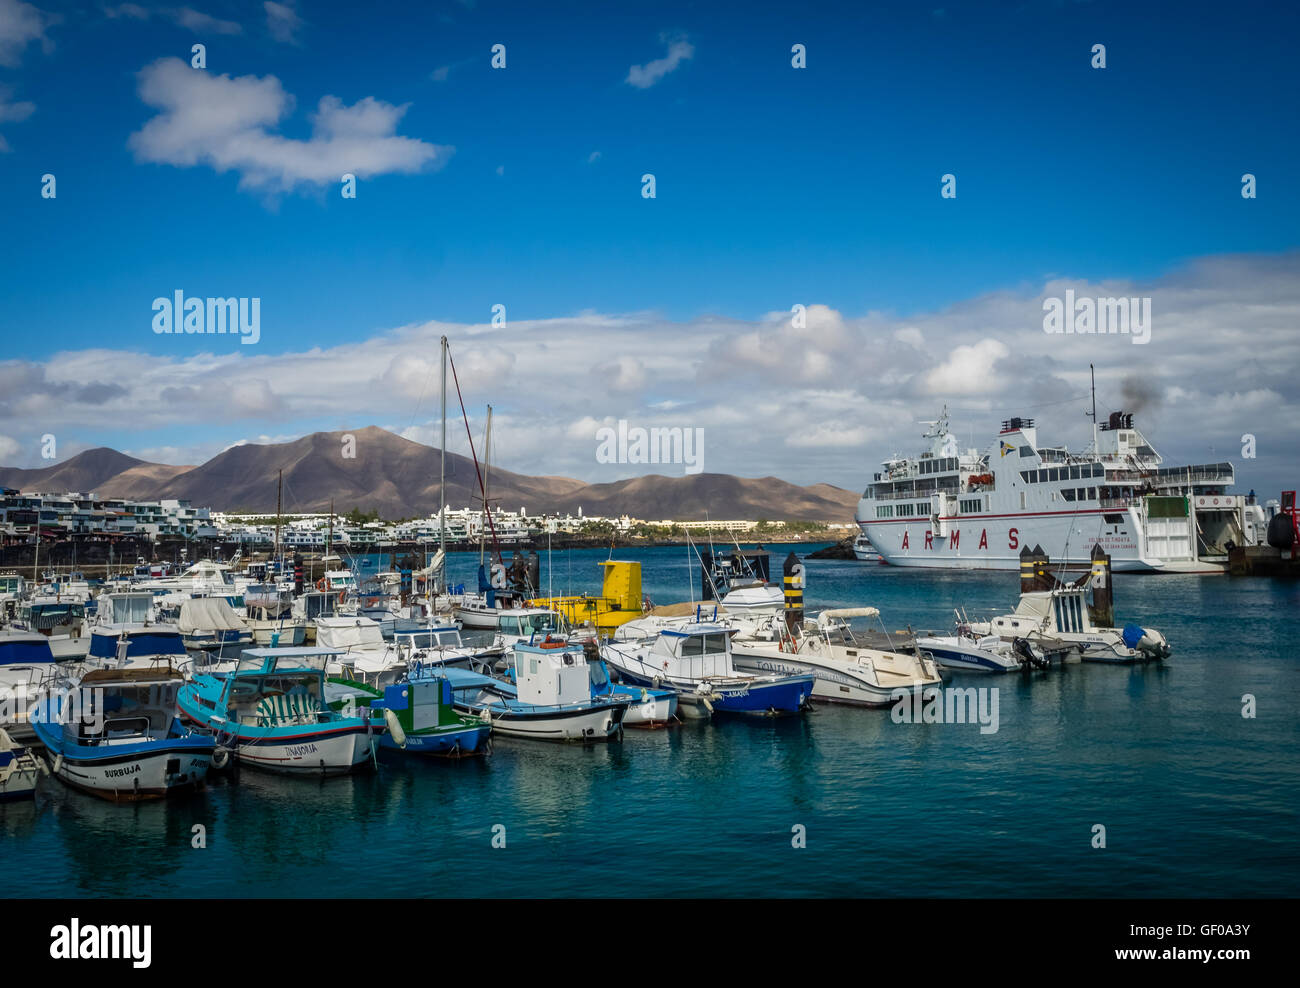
[1019,544,1036,595]
[783,551,804,633]
[1089,543,1113,627]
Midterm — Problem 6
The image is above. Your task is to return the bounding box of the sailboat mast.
[328,498,333,561]
[275,468,282,569]
[479,405,493,565]
[439,335,447,578]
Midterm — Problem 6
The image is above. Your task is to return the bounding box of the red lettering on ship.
[925,531,933,549]
[1008,527,1019,550]
[979,529,988,550]
[901,531,909,549]
[950,530,960,550]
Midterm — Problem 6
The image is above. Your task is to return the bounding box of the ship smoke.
[1119,375,1162,416]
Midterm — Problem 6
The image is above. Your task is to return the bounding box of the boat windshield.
[680,633,728,656]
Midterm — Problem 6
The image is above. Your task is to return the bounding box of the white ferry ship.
[855,407,1266,573]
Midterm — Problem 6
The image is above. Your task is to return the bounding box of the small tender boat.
[852,535,882,562]
[915,631,1023,673]
[442,638,629,741]
[0,726,41,801]
[603,621,815,718]
[699,548,784,614]
[326,677,490,757]
[31,667,214,801]
[727,608,943,706]
[177,647,375,776]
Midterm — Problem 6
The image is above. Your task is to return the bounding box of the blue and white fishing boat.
[31,666,214,802]
[0,631,58,742]
[499,636,678,726]
[0,727,41,801]
[914,630,1023,673]
[602,622,815,718]
[441,638,629,741]
[177,647,374,776]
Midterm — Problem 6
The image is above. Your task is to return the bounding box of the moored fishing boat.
[325,677,490,757]
[442,638,629,741]
[177,647,375,776]
[31,667,214,801]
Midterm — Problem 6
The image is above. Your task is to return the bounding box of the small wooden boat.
[0,727,41,801]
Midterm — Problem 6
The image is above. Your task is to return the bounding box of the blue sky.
[1,0,1297,496]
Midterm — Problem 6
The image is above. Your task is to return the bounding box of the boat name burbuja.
[49,919,152,969]
[595,420,704,475]
[890,686,1000,734]
[151,291,261,345]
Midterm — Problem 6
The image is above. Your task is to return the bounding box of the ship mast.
[1089,363,1098,454]
[439,336,447,590]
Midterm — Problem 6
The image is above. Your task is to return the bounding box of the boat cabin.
[649,623,738,680]
[315,616,386,651]
[221,647,340,728]
[497,609,565,639]
[511,638,591,707]
[72,667,185,744]
[991,588,1096,637]
[97,591,156,625]
[88,625,189,666]
[396,627,465,651]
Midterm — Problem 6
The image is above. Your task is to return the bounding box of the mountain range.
[0,426,859,522]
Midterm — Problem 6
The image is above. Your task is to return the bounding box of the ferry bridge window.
[1062,488,1076,502]
[1070,466,1081,480]
[1088,487,1096,500]
[1019,446,1033,457]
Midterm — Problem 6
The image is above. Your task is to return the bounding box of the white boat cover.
[315,616,385,649]
[817,607,881,623]
[177,597,248,633]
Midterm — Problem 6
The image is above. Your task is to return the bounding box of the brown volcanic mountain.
[0,426,859,521]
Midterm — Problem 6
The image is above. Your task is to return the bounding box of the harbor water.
[3,545,1297,897]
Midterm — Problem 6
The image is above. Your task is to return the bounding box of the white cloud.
[923,339,1009,396]
[626,35,694,89]
[172,6,241,34]
[128,57,451,193]
[0,86,34,151]
[3,253,1299,496]
[587,150,601,163]
[0,0,55,67]
[263,1,300,44]
[0,434,19,460]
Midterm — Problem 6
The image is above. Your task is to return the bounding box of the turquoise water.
[4,545,1297,898]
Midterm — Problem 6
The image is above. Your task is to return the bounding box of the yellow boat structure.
[527,560,649,634]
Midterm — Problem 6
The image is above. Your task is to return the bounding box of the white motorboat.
[970,586,1171,664]
[852,534,882,562]
[727,608,943,706]
[603,621,814,718]
[314,615,408,686]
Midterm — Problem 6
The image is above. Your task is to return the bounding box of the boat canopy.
[88,626,188,660]
[98,592,155,624]
[235,647,341,676]
[315,617,385,649]
[177,597,248,634]
[0,633,55,666]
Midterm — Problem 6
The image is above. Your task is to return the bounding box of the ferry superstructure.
[855,407,1265,573]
